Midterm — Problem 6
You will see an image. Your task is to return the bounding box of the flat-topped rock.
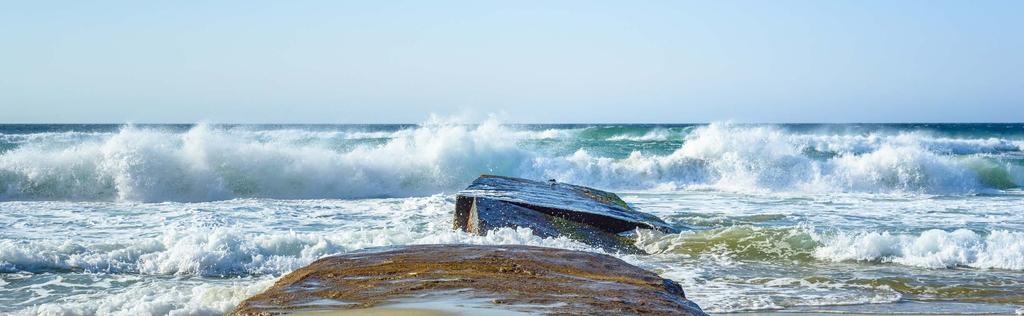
[453,175,678,253]
[228,244,707,316]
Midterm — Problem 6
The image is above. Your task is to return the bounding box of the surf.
[0,122,1021,202]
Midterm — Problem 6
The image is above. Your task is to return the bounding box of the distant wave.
[537,123,1023,194]
[605,128,676,141]
[0,121,1021,202]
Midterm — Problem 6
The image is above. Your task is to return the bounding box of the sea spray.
[0,122,1021,201]
[0,121,534,201]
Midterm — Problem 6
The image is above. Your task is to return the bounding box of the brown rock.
[229,244,706,316]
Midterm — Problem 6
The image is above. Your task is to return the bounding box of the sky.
[1,1,1022,123]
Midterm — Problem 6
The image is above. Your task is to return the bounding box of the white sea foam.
[0,122,1021,201]
[0,120,533,201]
[245,129,397,141]
[2,120,1022,315]
[655,263,902,313]
[2,192,1022,314]
[0,225,592,276]
[537,123,1022,194]
[814,229,1024,270]
[633,225,1024,271]
[5,223,592,316]
[795,132,1024,156]
[0,131,113,145]
[511,128,582,140]
[12,277,276,316]
[606,128,675,141]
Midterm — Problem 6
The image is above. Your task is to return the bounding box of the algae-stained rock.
[463,196,646,253]
[453,175,678,252]
[455,175,677,233]
[229,244,707,316]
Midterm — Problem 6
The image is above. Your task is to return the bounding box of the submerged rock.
[229,244,707,316]
[453,175,678,253]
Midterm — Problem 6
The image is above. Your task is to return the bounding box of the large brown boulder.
[454,175,679,253]
[229,244,706,316]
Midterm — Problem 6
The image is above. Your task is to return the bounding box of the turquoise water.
[1,122,1022,314]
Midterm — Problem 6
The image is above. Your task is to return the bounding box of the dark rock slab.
[453,175,678,253]
[229,244,707,316]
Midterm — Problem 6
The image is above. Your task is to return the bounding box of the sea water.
[1,121,1022,315]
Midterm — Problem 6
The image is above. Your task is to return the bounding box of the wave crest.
[636,226,1024,270]
[0,122,1021,201]
[815,229,1024,270]
[0,121,532,202]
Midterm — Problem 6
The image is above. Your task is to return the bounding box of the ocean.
[1,122,1022,315]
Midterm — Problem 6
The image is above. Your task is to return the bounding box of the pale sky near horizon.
[1,1,1022,123]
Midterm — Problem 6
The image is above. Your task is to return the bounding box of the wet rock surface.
[453,175,678,253]
[229,244,707,316]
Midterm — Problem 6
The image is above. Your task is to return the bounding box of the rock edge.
[229,244,707,316]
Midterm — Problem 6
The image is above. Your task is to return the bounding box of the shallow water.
[1,122,1023,315]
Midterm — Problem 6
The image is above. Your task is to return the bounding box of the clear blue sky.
[1,1,1021,123]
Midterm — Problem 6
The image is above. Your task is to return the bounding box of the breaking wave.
[0,226,591,276]
[636,226,1024,270]
[606,128,677,141]
[0,121,1021,201]
[815,229,1024,270]
[0,120,532,201]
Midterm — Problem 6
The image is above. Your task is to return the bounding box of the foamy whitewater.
[2,122,1023,315]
